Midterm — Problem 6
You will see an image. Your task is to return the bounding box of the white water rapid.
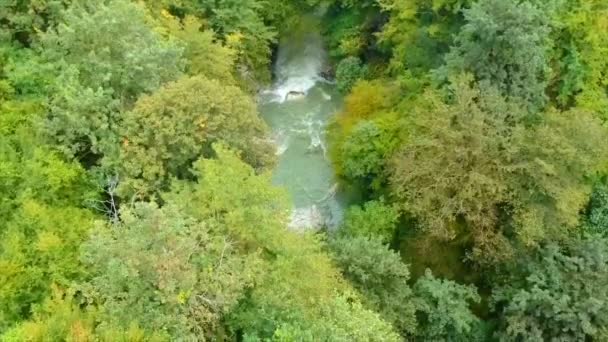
[259,24,344,230]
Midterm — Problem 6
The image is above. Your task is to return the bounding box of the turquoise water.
[258,28,344,229]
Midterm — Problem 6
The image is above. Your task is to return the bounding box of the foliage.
[335,56,368,93]
[438,0,553,109]
[586,183,608,236]
[392,76,520,259]
[1,289,168,341]
[331,80,402,188]
[493,237,608,341]
[168,146,346,338]
[0,202,95,329]
[159,14,236,81]
[377,0,470,75]
[322,0,381,60]
[390,75,608,262]
[0,0,67,44]
[340,118,401,189]
[0,99,98,328]
[269,292,401,342]
[341,199,399,243]
[3,0,608,340]
[334,80,397,132]
[81,201,257,339]
[0,128,95,219]
[39,0,184,159]
[193,0,277,85]
[167,144,289,247]
[557,0,608,120]
[118,75,274,196]
[412,270,482,341]
[329,236,417,335]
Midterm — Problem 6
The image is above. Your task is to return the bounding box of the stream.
[259,24,345,230]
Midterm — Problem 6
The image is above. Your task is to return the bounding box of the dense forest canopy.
[1,0,607,340]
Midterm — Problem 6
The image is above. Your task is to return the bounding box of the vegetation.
[1,0,608,340]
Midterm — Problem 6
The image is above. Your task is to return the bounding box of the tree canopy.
[2,0,608,340]
[390,75,607,261]
[118,75,274,196]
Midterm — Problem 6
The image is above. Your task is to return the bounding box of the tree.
[340,118,401,190]
[413,270,482,341]
[438,0,553,109]
[0,104,98,328]
[493,237,608,341]
[166,145,395,340]
[586,183,608,236]
[0,138,96,215]
[556,0,608,120]
[336,80,397,128]
[39,0,184,160]
[340,199,399,243]
[329,236,417,336]
[0,118,96,220]
[336,56,368,93]
[158,13,237,82]
[391,76,520,260]
[118,75,274,196]
[330,80,402,189]
[269,292,401,342]
[165,144,290,252]
[1,288,168,341]
[390,75,607,262]
[0,0,66,45]
[377,0,470,75]
[0,202,95,329]
[193,0,277,85]
[81,202,257,340]
[322,3,368,60]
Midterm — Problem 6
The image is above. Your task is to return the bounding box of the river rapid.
[258,23,345,230]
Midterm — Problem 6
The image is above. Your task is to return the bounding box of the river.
[258,23,345,230]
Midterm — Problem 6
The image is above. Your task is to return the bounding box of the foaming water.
[259,23,344,230]
[263,29,327,103]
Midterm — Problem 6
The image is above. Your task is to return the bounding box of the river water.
[259,25,345,230]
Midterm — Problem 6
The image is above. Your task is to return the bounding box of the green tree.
[586,183,608,236]
[158,13,237,81]
[438,0,553,109]
[329,236,417,336]
[336,56,368,93]
[330,80,402,189]
[322,0,381,60]
[118,75,274,196]
[493,237,608,341]
[0,202,95,329]
[0,78,95,216]
[0,117,95,219]
[0,101,98,328]
[166,145,395,340]
[377,0,470,75]
[194,0,276,85]
[391,75,607,262]
[556,0,608,120]
[340,118,401,190]
[341,199,399,243]
[1,288,168,341]
[82,201,257,340]
[413,270,482,341]
[269,292,401,342]
[39,0,184,160]
[0,0,66,44]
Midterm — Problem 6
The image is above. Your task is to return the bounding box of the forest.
[1,0,608,341]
